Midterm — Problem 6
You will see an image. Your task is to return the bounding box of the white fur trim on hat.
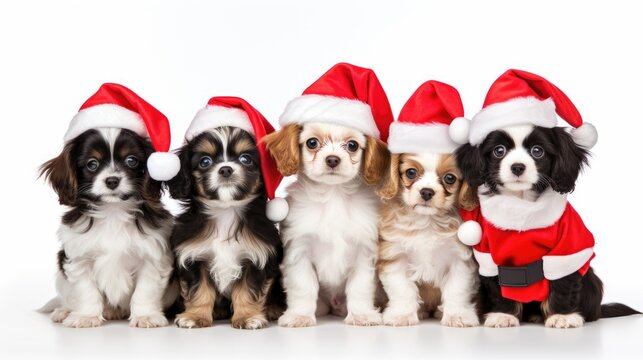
[448,117,471,145]
[388,122,459,154]
[64,104,147,142]
[147,152,180,181]
[473,249,498,277]
[266,197,289,222]
[543,247,594,280]
[457,220,483,246]
[470,97,557,145]
[279,94,379,138]
[185,105,254,141]
[570,123,598,149]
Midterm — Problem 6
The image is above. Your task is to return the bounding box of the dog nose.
[105,176,121,190]
[511,163,526,176]
[218,166,234,178]
[420,188,435,201]
[326,156,341,169]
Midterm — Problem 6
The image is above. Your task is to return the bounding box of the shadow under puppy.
[39,83,180,328]
[263,63,392,327]
[455,69,640,328]
[377,81,480,327]
[168,97,285,330]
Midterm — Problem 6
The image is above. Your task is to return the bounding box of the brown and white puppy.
[168,126,284,330]
[377,152,480,327]
[264,122,389,327]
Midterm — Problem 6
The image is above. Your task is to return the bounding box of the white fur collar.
[478,186,567,231]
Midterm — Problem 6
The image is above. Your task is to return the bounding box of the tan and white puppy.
[264,122,389,327]
[377,152,479,327]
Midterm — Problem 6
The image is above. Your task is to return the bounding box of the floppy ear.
[165,146,193,201]
[455,143,485,188]
[40,143,77,205]
[362,137,391,186]
[458,180,479,211]
[550,127,589,194]
[262,124,301,176]
[377,153,400,200]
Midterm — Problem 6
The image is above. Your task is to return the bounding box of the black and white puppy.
[168,126,283,330]
[40,128,175,328]
[457,124,640,327]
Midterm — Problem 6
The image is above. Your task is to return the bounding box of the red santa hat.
[185,96,287,222]
[63,83,179,181]
[279,62,394,141]
[460,69,598,149]
[388,80,468,154]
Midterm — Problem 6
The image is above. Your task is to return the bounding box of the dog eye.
[530,145,545,159]
[306,138,320,150]
[199,156,213,169]
[86,159,99,172]
[239,154,253,166]
[405,168,418,179]
[443,173,457,185]
[124,155,139,168]
[493,145,506,159]
[346,140,359,152]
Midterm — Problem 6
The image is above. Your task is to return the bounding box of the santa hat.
[460,69,598,149]
[279,62,394,141]
[388,80,468,154]
[63,83,179,181]
[185,96,287,222]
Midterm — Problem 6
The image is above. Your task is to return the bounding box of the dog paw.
[62,313,104,328]
[50,308,70,323]
[484,312,520,328]
[130,313,168,328]
[232,315,268,330]
[383,311,419,327]
[344,311,382,326]
[278,312,316,327]
[174,313,213,329]
[545,313,584,329]
[441,311,480,328]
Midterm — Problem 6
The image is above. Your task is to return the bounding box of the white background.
[1,0,642,359]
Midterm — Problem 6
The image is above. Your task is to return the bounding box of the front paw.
[441,310,480,328]
[231,314,268,330]
[484,312,520,328]
[545,313,584,329]
[278,312,316,327]
[130,313,168,328]
[51,308,70,323]
[344,311,382,326]
[175,312,213,329]
[382,309,419,327]
[62,313,104,328]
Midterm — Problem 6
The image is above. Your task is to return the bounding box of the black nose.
[105,176,121,190]
[326,156,341,169]
[218,166,234,178]
[511,163,526,176]
[420,188,435,201]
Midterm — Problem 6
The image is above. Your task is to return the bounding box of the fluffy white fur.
[186,105,255,141]
[278,123,382,327]
[279,94,380,139]
[64,104,148,142]
[387,123,459,154]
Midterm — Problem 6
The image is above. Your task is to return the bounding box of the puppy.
[377,153,479,327]
[264,122,389,326]
[168,126,283,330]
[40,128,175,328]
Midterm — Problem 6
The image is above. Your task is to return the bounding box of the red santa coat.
[460,187,595,303]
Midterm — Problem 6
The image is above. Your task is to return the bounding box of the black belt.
[497,259,544,287]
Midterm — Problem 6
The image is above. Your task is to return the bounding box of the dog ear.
[262,124,302,176]
[166,146,193,201]
[455,143,485,188]
[458,180,479,211]
[550,127,589,194]
[40,143,77,205]
[377,153,400,200]
[362,137,391,186]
